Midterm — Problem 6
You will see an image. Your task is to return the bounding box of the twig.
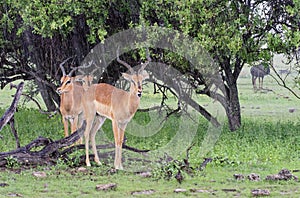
[199,158,213,171]
[138,106,162,112]
[10,84,57,117]
[269,65,300,99]
[21,93,57,117]
[9,117,20,148]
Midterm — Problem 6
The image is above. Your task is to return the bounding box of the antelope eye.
[66,80,71,85]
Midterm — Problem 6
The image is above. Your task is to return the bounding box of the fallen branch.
[199,158,213,170]
[0,120,152,168]
[0,121,86,167]
[0,82,24,130]
[60,141,150,158]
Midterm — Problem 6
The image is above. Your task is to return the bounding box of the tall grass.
[210,118,300,168]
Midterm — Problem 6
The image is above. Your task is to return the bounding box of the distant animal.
[278,69,290,75]
[250,64,270,90]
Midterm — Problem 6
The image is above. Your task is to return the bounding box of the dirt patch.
[266,169,298,181]
[251,189,270,196]
[95,183,117,191]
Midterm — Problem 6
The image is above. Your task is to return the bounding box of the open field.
[237,65,300,121]
[0,65,299,197]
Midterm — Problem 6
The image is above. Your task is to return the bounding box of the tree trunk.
[36,80,58,112]
[220,57,242,131]
[225,84,241,131]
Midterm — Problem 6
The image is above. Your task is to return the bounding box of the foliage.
[141,0,299,64]
[2,0,108,41]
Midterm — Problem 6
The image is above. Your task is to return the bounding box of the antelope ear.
[74,75,84,82]
[140,70,149,80]
[122,73,132,81]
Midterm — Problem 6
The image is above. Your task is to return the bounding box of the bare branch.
[0,82,24,148]
[269,65,300,99]
[0,82,24,131]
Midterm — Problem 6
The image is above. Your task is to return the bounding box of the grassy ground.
[0,66,299,197]
[238,66,300,121]
[0,165,299,197]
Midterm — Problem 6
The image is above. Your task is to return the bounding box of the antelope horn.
[73,60,94,75]
[90,67,98,75]
[69,60,94,76]
[59,57,73,76]
[68,67,77,77]
[117,46,134,74]
[139,48,151,73]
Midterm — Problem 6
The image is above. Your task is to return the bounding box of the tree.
[0,0,109,111]
[140,0,300,130]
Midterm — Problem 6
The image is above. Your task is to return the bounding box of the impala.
[72,64,97,90]
[83,49,150,169]
[74,74,94,90]
[56,59,94,141]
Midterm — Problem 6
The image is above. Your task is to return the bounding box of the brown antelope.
[82,49,150,169]
[56,59,94,141]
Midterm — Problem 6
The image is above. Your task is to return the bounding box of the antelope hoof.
[115,164,124,170]
[95,160,102,166]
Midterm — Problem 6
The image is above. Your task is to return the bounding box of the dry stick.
[199,158,213,171]
[9,118,19,148]
[0,82,24,148]
[21,93,57,117]
[9,83,57,117]
[60,142,150,158]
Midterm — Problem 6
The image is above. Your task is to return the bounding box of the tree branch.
[269,65,300,99]
[0,82,24,148]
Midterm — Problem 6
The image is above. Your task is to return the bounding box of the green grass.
[0,109,299,197]
[0,108,63,150]
[0,67,299,197]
